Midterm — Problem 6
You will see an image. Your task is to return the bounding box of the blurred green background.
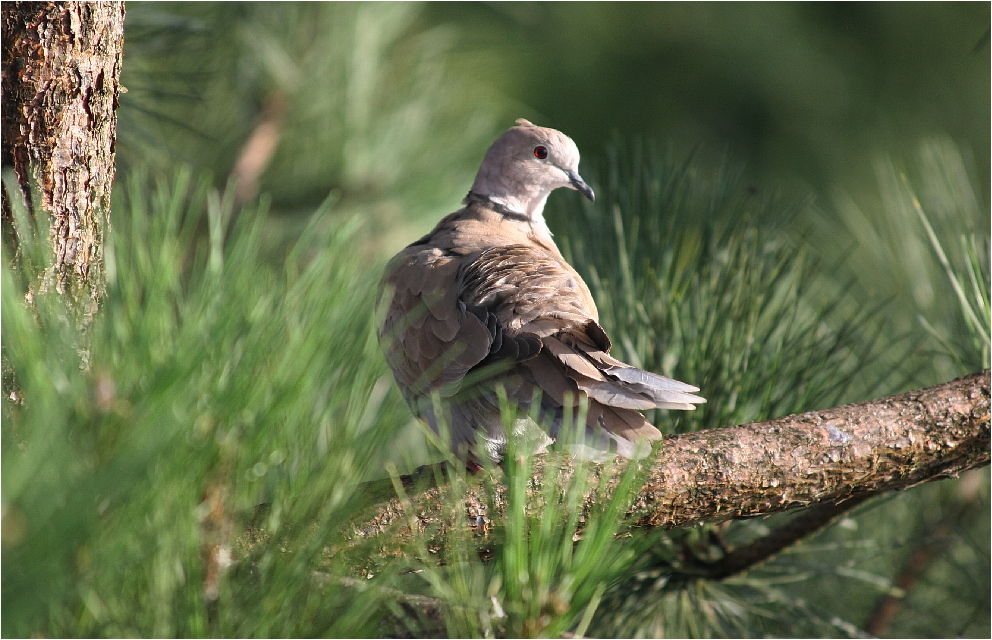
[119,1,989,237]
[4,1,989,637]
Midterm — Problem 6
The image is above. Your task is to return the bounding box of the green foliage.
[119,2,509,232]
[381,443,650,638]
[823,137,991,384]
[2,171,409,637]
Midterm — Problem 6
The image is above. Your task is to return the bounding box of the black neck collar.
[464,191,530,223]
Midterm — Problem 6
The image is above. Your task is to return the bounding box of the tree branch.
[631,370,989,526]
[354,371,989,546]
[676,493,876,580]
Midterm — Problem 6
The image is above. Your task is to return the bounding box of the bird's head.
[470,119,595,221]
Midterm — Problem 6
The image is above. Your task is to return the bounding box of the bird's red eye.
[533,145,548,160]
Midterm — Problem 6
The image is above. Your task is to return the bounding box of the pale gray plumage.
[377,119,705,464]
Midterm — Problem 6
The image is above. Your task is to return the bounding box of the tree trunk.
[2,0,125,317]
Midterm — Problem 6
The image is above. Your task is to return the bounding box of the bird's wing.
[457,244,705,449]
[379,246,493,407]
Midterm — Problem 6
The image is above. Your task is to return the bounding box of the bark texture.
[631,369,989,527]
[357,371,990,544]
[2,1,125,312]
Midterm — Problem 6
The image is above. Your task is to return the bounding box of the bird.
[377,119,705,466]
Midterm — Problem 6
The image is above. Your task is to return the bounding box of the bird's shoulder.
[383,203,544,280]
[455,243,597,327]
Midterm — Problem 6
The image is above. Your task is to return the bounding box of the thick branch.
[632,370,989,526]
[356,371,989,543]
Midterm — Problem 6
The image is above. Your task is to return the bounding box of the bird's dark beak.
[567,170,595,202]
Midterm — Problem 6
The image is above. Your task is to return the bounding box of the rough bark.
[2,1,125,315]
[355,371,990,549]
[630,370,989,527]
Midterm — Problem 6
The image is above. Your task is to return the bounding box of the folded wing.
[456,244,705,457]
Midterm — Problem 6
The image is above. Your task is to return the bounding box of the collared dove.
[378,119,705,465]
